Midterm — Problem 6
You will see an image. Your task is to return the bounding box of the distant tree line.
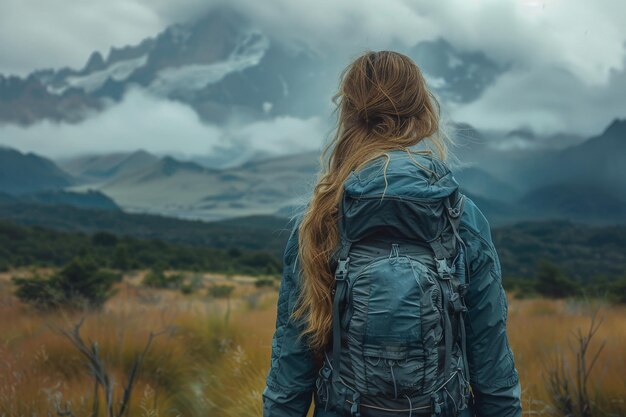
[2,205,625,283]
[2,218,625,305]
[0,203,289,258]
[503,259,626,304]
[0,220,281,276]
[492,220,626,285]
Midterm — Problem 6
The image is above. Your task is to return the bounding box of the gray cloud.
[451,53,626,136]
[0,0,625,152]
[0,0,166,76]
[2,0,625,83]
[0,87,326,159]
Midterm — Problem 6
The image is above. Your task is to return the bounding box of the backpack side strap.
[444,193,471,386]
[331,195,353,384]
[428,193,470,386]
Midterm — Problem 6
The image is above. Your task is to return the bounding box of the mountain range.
[0,117,624,225]
[0,5,506,128]
[0,4,624,226]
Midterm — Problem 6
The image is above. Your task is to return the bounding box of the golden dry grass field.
[0,268,624,417]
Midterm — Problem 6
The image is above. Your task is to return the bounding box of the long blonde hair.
[291,50,452,354]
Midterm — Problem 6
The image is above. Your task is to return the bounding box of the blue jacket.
[263,150,522,417]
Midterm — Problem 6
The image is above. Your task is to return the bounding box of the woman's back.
[318,149,472,416]
[262,50,521,417]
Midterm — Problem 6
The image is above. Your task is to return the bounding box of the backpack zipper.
[349,194,440,204]
[344,398,431,413]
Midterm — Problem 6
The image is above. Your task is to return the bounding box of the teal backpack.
[314,164,473,417]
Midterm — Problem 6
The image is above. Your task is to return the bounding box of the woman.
[263,50,522,417]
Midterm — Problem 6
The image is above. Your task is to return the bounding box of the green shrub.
[111,244,133,270]
[181,274,203,295]
[609,277,626,304]
[180,284,195,295]
[12,275,63,308]
[142,266,184,289]
[501,276,537,299]
[208,284,234,298]
[238,252,281,275]
[534,260,581,298]
[12,257,120,310]
[91,231,118,247]
[513,285,539,300]
[254,278,274,288]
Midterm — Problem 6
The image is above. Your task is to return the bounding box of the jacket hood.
[343,149,460,201]
[338,149,464,245]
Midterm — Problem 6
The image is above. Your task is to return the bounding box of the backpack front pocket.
[362,345,424,397]
[345,251,445,399]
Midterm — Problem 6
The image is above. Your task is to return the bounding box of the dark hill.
[0,147,75,194]
[518,183,626,224]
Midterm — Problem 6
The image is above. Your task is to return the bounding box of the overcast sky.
[0,0,625,157]
[1,0,625,83]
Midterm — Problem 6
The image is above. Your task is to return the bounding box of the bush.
[180,284,195,295]
[12,257,120,310]
[91,231,118,247]
[254,278,275,288]
[503,276,538,299]
[534,260,581,298]
[208,284,234,298]
[180,274,203,295]
[513,281,539,300]
[609,276,626,304]
[12,275,63,308]
[238,252,281,274]
[112,244,133,270]
[142,266,184,289]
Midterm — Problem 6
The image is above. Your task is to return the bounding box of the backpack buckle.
[449,292,468,314]
[430,391,444,416]
[448,206,461,218]
[435,258,453,279]
[458,283,469,297]
[320,364,332,380]
[334,257,350,281]
[350,391,362,417]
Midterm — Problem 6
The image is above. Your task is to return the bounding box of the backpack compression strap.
[429,193,470,385]
[331,196,353,385]
[443,194,471,387]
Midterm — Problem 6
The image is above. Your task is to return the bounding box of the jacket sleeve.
[459,195,522,417]
[263,216,317,417]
